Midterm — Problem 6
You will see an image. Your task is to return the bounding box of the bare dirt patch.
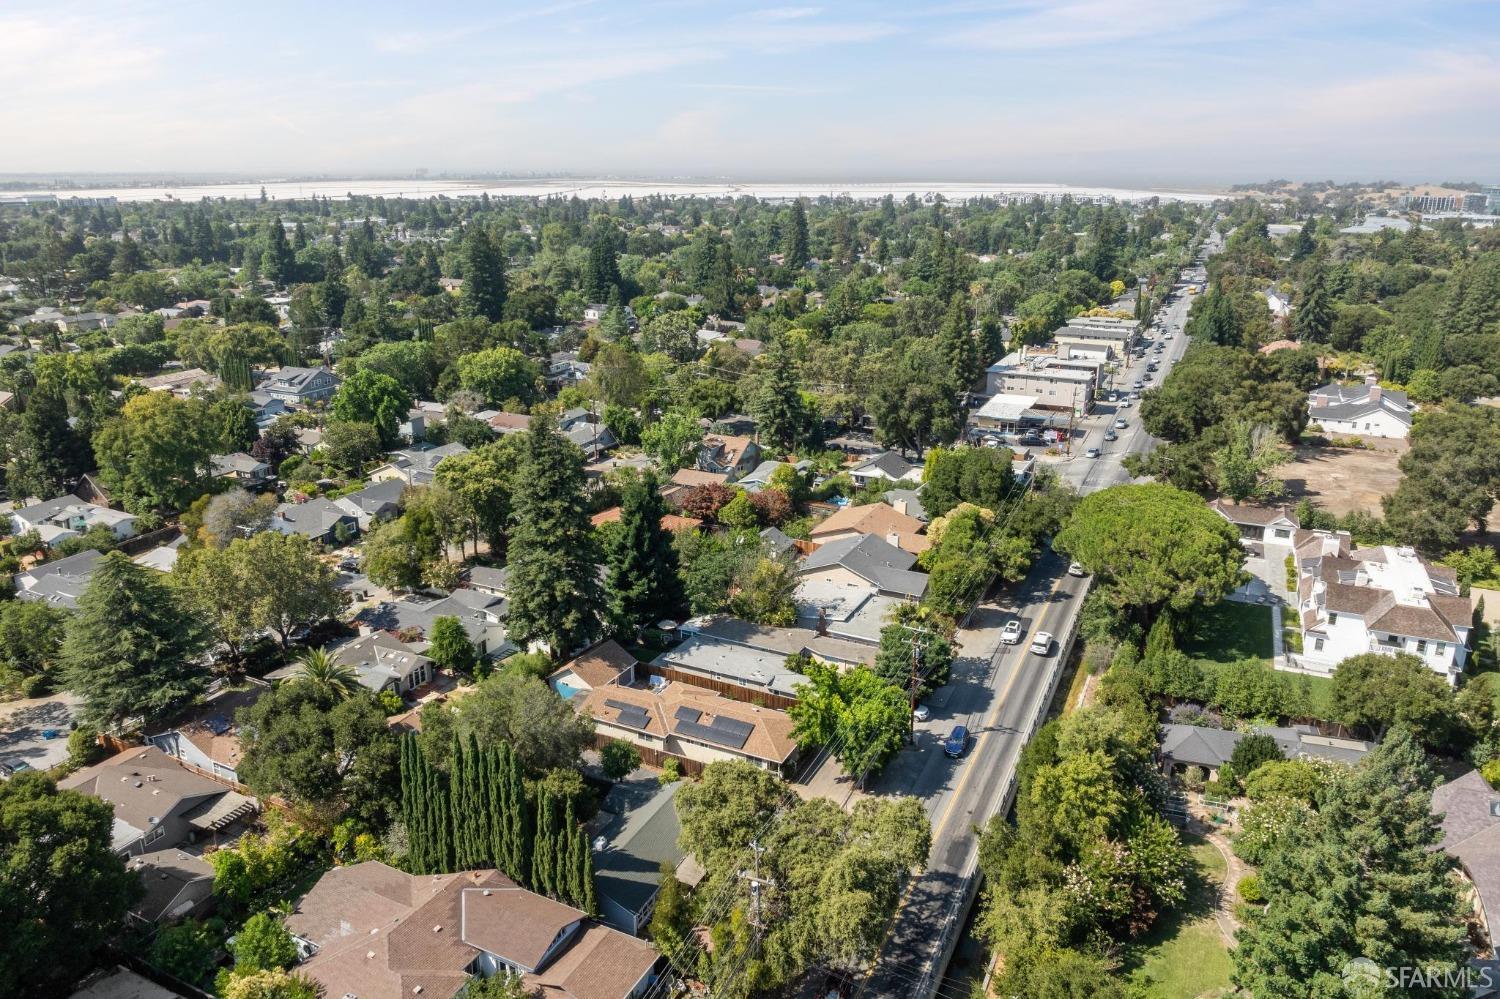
[1276,444,1405,517]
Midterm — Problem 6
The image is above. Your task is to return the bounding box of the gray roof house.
[566,421,617,461]
[126,848,215,925]
[211,451,272,486]
[330,632,434,694]
[59,746,258,856]
[848,451,922,487]
[332,477,406,530]
[270,497,358,543]
[15,549,105,610]
[1159,723,1373,777]
[1433,769,1500,942]
[368,442,469,486]
[590,777,702,935]
[255,365,340,404]
[12,495,138,548]
[1307,377,1415,439]
[796,533,929,600]
[356,588,516,659]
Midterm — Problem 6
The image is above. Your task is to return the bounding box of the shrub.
[659,757,682,785]
[67,726,102,769]
[1237,874,1264,904]
[1481,757,1500,790]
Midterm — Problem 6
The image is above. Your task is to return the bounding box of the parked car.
[0,759,33,780]
[1000,619,1024,645]
[1068,562,1087,577]
[943,725,970,758]
[913,704,931,723]
[1029,631,1055,656]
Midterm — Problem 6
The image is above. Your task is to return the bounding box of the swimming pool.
[552,676,587,701]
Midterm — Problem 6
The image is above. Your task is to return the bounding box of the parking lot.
[0,692,80,775]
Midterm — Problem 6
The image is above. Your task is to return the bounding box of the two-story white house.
[1307,376,1414,439]
[1296,542,1474,683]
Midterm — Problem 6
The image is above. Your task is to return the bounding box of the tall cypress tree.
[460,227,507,322]
[531,791,556,895]
[783,200,810,270]
[561,800,581,906]
[505,413,605,658]
[751,344,811,454]
[578,827,598,917]
[450,734,475,869]
[605,470,685,635]
[509,749,531,885]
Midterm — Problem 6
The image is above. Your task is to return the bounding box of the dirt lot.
[1276,443,1405,517]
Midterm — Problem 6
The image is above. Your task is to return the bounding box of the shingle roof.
[59,747,243,851]
[850,451,918,480]
[1434,770,1500,929]
[578,681,797,765]
[797,533,928,599]
[127,848,213,922]
[1208,498,1300,528]
[552,640,637,690]
[809,502,929,554]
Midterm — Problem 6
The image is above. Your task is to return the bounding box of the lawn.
[1179,601,1275,667]
[1121,833,1235,999]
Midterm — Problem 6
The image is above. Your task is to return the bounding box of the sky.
[3,0,1498,188]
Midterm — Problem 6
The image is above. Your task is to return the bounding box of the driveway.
[0,692,81,773]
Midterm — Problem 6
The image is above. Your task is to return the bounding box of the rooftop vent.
[1489,801,1500,818]
[432,925,442,933]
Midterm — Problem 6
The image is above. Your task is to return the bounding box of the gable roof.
[272,497,353,539]
[850,451,918,480]
[808,502,929,554]
[16,549,104,609]
[1208,498,1300,529]
[552,640,638,690]
[578,681,798,766]
[797,533,928,599]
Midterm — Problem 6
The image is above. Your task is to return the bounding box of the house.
[655,616,875,699]
[466,566,510,597]
[577,680,799,774]
[147,682,268,784]
[126,848,215,925]
[11,495,138,547]
[1433,769,1500,944]
[548,640,639,701]
[488,411,533,435]
[590,506,703,533]
[59,746,258,856]
[984,349,1096,415]
[1308,376,1414,439]
[368,442,470,486]
[134,535,187,573]
[1053,318,1138,360]
[1158,723,1372,780]
[696,434,760,482]
[270,497,358,544]
[547,352,592,389]
[808,501,929,556]
[137,367,221,398]
[70,966,191,999]
[883,488,929,521]
[255,365,339,405]
[285,862,659,999]
[357,589,515,659]
[211,452,272,486]
[330,632,434,695]
[246,390,291,427]
[332,477,406,530]
[847,451,922,489]
[591,777,702,936]
[1295,542,1474,682]
[760,526,796,558]
[1264,286,1293,319]
[661,467,730,508]
[566,421,617,461]
[796,533,928,601]
[1258,339,1300,355]
[1209,499,1301,547]
[15,549,105,610]
[794,578,905,646]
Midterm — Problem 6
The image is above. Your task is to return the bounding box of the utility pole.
[904,621,934,742]
[741,839,775,931]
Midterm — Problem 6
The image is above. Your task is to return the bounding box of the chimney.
[1365,374,1378,386]
[891,497,908,516]
[815,607,828,637]
[1368,385,1381,402]
[887,532,902,549]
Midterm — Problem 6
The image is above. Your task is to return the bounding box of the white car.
[1000,619,1024,645]
[912,704,931,723]
[1114,417,1128,429]
[1068,561,1087,577]
[1030,632,1054,656]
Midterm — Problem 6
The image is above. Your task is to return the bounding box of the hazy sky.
[4,0,1497,187]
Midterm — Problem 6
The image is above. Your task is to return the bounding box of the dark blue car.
[943,725,969,759]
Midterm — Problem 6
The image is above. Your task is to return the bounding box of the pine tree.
[6,386,88,502]
[505,413,605,657]
[1293,262,1335,343]
[60,552,208,731]
[605,471,685,634]
[261,218,296,287]
[783,200,810,270]
[583,220,622,303]
[461,227,508,322]
[751,345,811,454]
[1232,728,1464,994]
[938,293,980,395]
[1290,222,1316,262]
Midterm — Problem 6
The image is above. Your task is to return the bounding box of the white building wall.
[1310,411,1410,439]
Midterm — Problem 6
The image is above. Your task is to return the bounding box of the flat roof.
[974,393,1039,421]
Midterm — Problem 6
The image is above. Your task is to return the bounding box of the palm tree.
[292,646,360,702]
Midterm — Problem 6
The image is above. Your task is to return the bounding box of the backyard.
[1179,600,1335,718]
[1122,832,1235,998]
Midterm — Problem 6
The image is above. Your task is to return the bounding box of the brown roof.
[152,684,268,772]
[59,747,235,844]
[1322,581,1394,616]
[488,412,532,432]
[1258,339,1300,354]
[288,862,655,999]
[1367,603,1459,643]
[578,681,797,765]
[553,640,637,691]
[809,502,930,554]
[589,507,703,532]
[669,468,729,488]
[1430,593,1476,631]
[702,434,754,465]
[1208,498,1299,528]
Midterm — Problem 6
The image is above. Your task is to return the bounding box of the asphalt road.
[857,242,1221,998]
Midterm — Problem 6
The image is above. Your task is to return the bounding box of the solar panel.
[603,699,637,712]
[676,719,751,750]
[712,717,755,742]
[205,714,231,736]
[674,707,703,724]
[615,707,652,730]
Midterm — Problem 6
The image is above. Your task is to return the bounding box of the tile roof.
[578,681,797,766]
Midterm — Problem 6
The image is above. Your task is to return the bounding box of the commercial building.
[984,349,1096,414]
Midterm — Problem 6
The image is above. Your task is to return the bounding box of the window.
[144,825,165,846]
[1437,642,1447,655]
[1314,637,1325,651]
[1416,640,1427,654]
[1274,528,1291,539]
[1328,612,1338,625]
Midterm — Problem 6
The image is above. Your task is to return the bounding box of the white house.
[11,495,137,548]
[1308,377,1414,439]
[1209,499,1301,547]
[1264,286,1293,319]
[1296,541,1474,682]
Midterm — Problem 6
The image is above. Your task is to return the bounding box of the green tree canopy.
[331,368,412,447]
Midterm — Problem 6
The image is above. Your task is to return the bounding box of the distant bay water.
[6,177,1220,205]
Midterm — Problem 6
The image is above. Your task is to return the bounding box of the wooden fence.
[592,732,703,778]
[637,662,798,711]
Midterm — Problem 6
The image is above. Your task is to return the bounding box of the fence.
[592,732,703,778]
[637,663,799,711]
